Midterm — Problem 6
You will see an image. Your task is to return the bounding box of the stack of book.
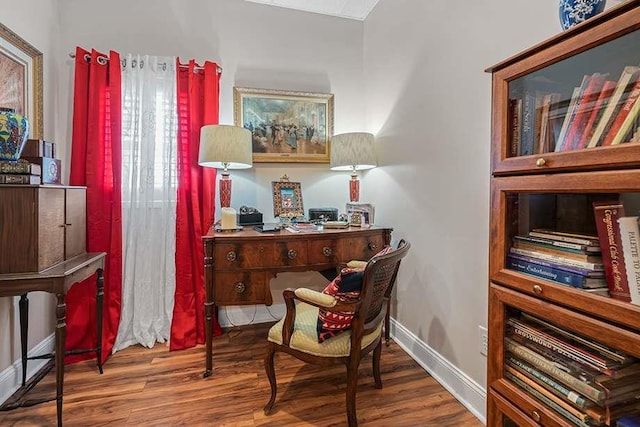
[0,159,41,185]
[505,313,640,426]
[507,229,607,295]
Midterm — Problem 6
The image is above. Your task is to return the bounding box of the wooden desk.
[202,226,392,376]
[0,252,106,427]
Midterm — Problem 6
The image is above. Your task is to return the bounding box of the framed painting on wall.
[0,22,43,139]
[234,87,334,163]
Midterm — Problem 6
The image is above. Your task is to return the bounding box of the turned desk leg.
[95,268,104,374]
[203,301,214,377]
[55,293,66,427]
[19,294,29,386]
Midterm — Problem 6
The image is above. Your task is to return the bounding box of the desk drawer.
[342,234,385,261]
[308,238,342,265]
[274,240,307,267]
[214,272,269,305]
[214,242,274,270]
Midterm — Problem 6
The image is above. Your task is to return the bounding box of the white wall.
[362,0,564,399]
[0,0,60,384]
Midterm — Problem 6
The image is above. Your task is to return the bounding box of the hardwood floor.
[0,323,483,426]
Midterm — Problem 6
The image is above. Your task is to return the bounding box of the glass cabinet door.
[488,5,640,175]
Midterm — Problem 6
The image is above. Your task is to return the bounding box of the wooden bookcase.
[486,2,640,426]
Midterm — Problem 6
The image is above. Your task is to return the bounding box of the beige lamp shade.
[198,125,253,170]
[329,132,377,171]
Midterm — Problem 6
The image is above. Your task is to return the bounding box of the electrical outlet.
[479,325,488,357]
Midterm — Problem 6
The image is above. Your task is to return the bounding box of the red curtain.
[170,60,223,350]
[67,47,123,363]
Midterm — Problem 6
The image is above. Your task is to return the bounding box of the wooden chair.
[263,239,411,426]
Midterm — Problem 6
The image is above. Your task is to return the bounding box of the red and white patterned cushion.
[316,268,364,343]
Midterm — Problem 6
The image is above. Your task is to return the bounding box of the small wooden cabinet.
[0,186,86,273]
[486,2,640,425]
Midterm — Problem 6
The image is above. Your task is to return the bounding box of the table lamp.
[198,125,252,228]
[330,132,377,202]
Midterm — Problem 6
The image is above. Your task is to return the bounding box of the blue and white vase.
[0,107,29,162]
[559,0,606,30]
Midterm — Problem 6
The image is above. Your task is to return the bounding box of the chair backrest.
[356,239,410,335]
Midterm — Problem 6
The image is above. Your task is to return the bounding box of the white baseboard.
[390,318,487,424]
[0,333,55,405]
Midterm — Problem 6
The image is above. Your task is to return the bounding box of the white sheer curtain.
[113,54,178,352]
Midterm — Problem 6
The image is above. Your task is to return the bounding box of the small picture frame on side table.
[346,202,375,227]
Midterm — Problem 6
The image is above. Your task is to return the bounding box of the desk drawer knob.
[234,282,246,294]
[368,242,378,251]
[226,251,237,262]
[322,246,333,257]
[287,249,298,260]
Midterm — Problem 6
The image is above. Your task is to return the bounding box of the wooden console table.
[0,252,106,427]
[202,226,392,376]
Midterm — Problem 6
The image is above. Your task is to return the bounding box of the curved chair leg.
[346,361,360,427]
[372,339,383,389]
[385,299,391,346]
[264,344,277,415]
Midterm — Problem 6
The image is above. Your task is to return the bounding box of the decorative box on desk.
[237,212,263,226]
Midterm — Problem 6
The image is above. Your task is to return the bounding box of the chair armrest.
[294,288,336,308]
[346,260,367,269]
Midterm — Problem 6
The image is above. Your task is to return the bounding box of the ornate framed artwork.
[234,87,334,163]
[272,175,304,219]
[0,22,43,139]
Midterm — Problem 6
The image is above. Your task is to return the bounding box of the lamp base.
[349,175,359,202]
[219,172,231,208]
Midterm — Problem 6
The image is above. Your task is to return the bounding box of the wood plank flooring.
[0,323,483,426]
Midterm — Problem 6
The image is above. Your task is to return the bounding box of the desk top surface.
[0,252,106,282]
[203,225,392,241]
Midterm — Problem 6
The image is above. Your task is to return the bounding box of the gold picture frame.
[234,87,334,163]
[0,22,43,139]
[272,175,304,219]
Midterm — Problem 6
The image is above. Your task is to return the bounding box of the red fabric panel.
[66,47,123,363]
[171,59,222,350]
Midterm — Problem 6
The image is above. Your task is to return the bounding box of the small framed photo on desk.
[272,175,304,219]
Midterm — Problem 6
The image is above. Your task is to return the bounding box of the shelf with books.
[487,4,640,425]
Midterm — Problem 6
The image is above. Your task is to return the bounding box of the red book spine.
[577,80,616,149]
[593,202,632,302]
[601,77,640,146]
[565,74,605,151]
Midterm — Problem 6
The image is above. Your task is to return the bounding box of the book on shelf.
[536,93,556,154]
[521,90,536,155]
[0,174,40,185]
[515,234,601,253]
[520,313,636,367]
[547,95,573,152]
[508,98,522,157]
[504,369,593,427]
[506,355,593,408]
[507,252,604,277]
[577,80,617,149]
[507,317,630,374]
[582,287,610,297]
[505,337,606,403]
[509,247,604,271]
[587,66,640,148]
[529,229,601,247]
[593,201,632,302]
[555,86,584,152]
[0,160,41,175]
[512,239,602,263]
[506,255,606,289]
[564,73,607,151]
[602,75,640,146]
[505,366,599,425]
[617,216,640,305]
